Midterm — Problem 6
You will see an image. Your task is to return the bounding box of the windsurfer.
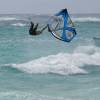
[29,21,48,35]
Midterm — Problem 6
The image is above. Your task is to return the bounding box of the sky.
[0,0,100,14]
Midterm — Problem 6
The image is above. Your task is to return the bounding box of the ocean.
[0,14,100,100]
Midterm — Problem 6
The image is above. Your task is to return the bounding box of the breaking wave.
[11,23,26,27]
[1,45,100,76]
[0,16,100,23]
[0,17,19,21]
[72,17,100,22]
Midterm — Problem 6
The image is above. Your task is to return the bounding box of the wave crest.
[72,17,100,22]
[11,52,88,75]
[11,23,26,27]
[0,17,19,21]
[2,45,100,75]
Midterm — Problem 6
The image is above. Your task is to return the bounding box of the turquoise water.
[0,14,100,100]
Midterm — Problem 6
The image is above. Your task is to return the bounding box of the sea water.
[0,14,100,100]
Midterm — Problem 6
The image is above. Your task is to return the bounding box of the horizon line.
[0,12,100,15]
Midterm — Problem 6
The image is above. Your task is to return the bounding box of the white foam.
[0,17,19,21]
[12,54,87,75]
[11,23,26,27]
[72,17,100,22]
[0,91,66,100]
[7,45,100,75]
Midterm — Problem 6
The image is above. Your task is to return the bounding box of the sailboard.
[48,8,77,42]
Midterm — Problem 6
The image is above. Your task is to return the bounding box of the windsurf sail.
[48,8,77,42]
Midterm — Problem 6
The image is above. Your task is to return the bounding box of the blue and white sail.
[48,8,77,42]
